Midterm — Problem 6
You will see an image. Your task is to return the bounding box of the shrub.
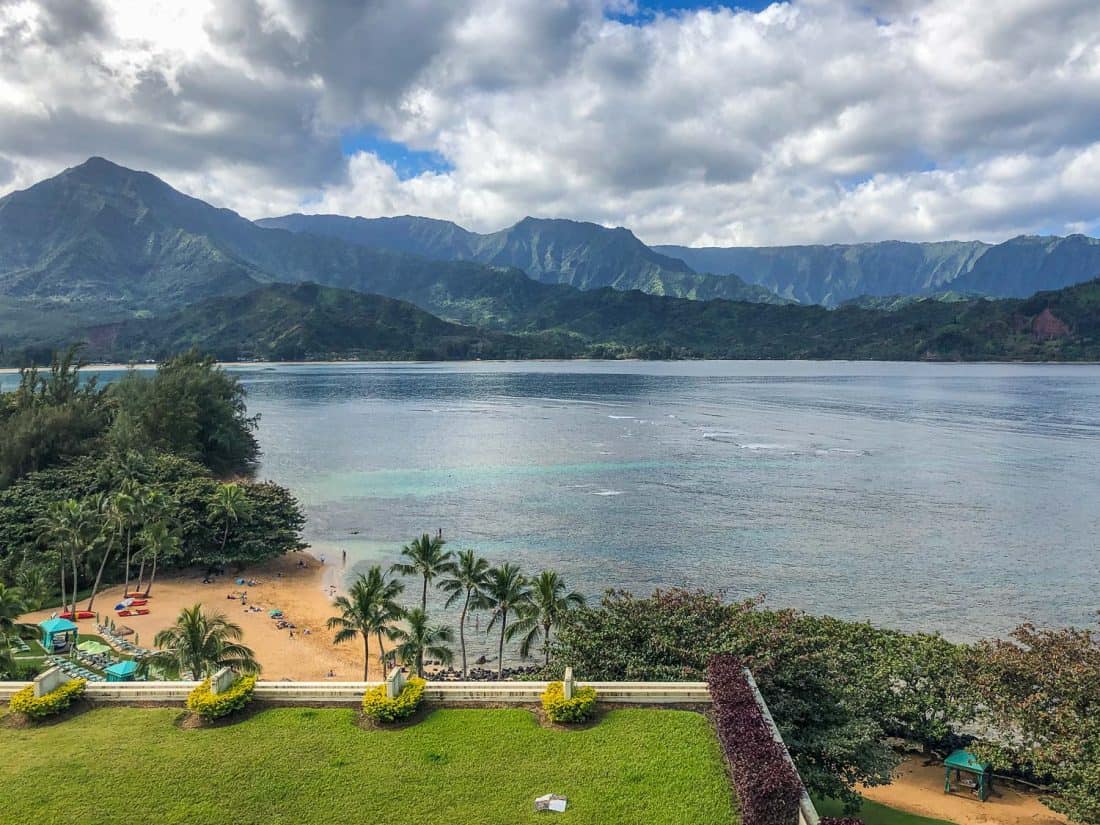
[819,819,862,825]
[541,681,598,723]
[9,678,86,719]
[186,674,257,720]
[708,654,804,825]
[361,677,426,723]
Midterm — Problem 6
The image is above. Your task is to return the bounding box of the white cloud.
[1,0,1099,245]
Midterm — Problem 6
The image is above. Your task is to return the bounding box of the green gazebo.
[39,617,78,652]
[944,749,993,801]
[105,660,139,682]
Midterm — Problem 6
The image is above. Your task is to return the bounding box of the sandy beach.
[862,757,1068,825]
[20,551,386,681]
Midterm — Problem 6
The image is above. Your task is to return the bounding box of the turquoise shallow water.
[9,360,1099,643]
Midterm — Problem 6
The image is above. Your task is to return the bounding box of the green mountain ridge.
[83,282,581,363]
[36,275,1100,366]
[655,235,1100,307]
[257,213,789,304]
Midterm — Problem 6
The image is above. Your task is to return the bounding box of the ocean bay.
[220,360,1100,641]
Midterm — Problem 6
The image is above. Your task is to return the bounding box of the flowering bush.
[707,654,803,825]
[186,674,257,720]
[9,678,86,719]
[362,677,425,723]
[541,681,597,723]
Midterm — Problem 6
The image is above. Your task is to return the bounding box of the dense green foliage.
[551,589,1098,822]
[551,590,967,810]
[541,681,597,723]
[969,623,1100,824]
[0,351,304,612]
[98,283,583,363]
[39,275,1100,365]
[361,676,427,723]
[186,674,258,720]
[8,678,86,719]
[0,706,736,824]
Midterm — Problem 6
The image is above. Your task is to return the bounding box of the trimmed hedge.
[186,674,257,720]
[9,678,86,719]
[819,819,862,825]
[362,677,426,723]
[707,654,804,825]
[541,681,598,723]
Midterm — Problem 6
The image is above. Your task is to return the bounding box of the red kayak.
[124,592,148,599]
[60,610,96,620]
[127,599,149,607]
[116,608,150,617]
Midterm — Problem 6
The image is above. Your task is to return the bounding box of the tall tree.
[36,498,98,615]
[439,549,490,677]
[390,533,454,614]
[139,521,181,597]
[391,607,454,679]
[327,567,405,680]
[148,604,259,679]
[211,482,249,559]
[483,563,531,677]
[85,493,120,611]
[507,570,585,668]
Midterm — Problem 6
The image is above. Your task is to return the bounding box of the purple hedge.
[707,654,804,825]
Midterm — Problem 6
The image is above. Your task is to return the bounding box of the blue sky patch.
[340,130,453,180]
[608,1,777,23]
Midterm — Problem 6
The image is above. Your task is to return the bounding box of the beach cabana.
[105,660,139,682]
[39,617,78,652]
[944,749,993,801]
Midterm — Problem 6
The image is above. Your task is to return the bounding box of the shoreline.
[20,550,387,681]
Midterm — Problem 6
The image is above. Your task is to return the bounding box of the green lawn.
[0,707,736,824]
[814,796,955,825]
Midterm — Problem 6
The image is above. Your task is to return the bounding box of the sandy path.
[20,552,384,681]
[861,757,1068,825]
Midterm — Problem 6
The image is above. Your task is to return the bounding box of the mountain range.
[257,213,787,304]
[0,156,1098,364]
[655,236,1100,306]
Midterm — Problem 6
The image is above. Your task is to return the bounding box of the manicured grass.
[0,707,736,824]
[815,796,955,825]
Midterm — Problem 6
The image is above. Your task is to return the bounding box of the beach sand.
[862,757,1068,825]
[20,551,384,681]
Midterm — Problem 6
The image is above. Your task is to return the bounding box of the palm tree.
[113,484,140,595]
[439,549,490,677]
[85,493,120,611]
[327,567,405,680]
[148,604,259,679]
[211,482,249,558]
[36,499,98,615]
[390,533,454,613]
[134,488,169,593]
[140,521,180,597]
[507,570,586,668]
[0,583,26,653]
[15,566,48,611]
[484,563,531,677]
[391,608,454,678]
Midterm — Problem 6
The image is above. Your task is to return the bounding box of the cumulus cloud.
[0,0,1099,244]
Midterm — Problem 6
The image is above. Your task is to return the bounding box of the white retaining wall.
[0,680,710,706]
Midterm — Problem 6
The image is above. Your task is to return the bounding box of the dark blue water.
[7,360,1098,640]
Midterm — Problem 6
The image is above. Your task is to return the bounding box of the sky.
[1,0,1099,246]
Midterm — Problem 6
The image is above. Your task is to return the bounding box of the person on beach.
[342,550,347,565]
